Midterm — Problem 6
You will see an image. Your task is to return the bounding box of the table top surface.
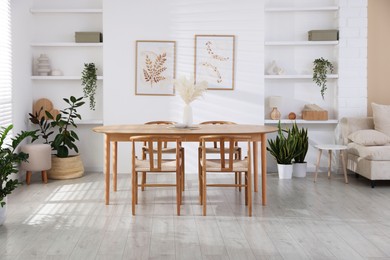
[315,144,348,150]
[93,124,278,135]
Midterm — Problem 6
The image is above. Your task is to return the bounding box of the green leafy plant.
[81,63,98,110]
[1,125,37,207]
[29,96,85,158]
[291,122,309,163]
[267,122,303,165]
[313,57,334,99]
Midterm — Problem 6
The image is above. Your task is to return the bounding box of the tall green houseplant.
[313,57,334,100]
[267,122,303,165]
[291,122,309,163]
[1,125,37,207]
[29,96,85,158]
[81,63,98,110]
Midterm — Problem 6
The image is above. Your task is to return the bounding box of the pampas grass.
[174,76,208,104]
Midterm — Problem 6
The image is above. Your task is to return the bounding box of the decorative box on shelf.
[302,104,328,120]
[75,32,103,43]
[308,30,339,41]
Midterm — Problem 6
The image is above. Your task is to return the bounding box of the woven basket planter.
[48,155,84,179]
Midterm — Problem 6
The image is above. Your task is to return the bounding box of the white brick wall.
[338,0,368,118]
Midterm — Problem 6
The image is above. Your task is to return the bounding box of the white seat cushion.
[348,143,390,161]
[348,129,390,146]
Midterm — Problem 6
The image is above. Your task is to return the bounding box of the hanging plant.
[81,63,98,110]
[312,57,334,100]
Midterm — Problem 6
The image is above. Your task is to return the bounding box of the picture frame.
[135,40,176,96]
[194,35,235,90]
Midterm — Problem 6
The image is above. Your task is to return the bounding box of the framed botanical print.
[194,35,235,90]
[135,40,176,95]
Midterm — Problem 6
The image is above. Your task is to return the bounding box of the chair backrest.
[144,121,177,125]
[200,121,237,125]
[131,135,182,171]
[200,135,251,171]
[199,121,237,148]
[144,121,177,148]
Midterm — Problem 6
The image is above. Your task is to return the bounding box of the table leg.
[261,134,267,206]
[253,141,258,192]
[314,149,322,182]
[328,150,332,179]
[113,141,118,192]
[104,135,111,205]
[340,152,348,183]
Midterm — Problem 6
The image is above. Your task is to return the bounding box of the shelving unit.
[30,1,103,124]
[264,119,339,125]
[265,6,338,12]
[30,8,102,13]
[31,42,103,47]
[265,41,338,46]
[264,0,339,123]
[31,76,103,80]
[265,74,338,79]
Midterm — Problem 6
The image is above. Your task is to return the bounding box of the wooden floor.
[1,171,390,260]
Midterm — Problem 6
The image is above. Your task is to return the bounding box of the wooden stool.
[314,144,348,183]
[20,144,51,184]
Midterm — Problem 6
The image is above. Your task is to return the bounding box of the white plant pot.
[277,164,293,179]
[293,162,307,178]
[0,197,7,225]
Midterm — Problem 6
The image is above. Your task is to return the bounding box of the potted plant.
[1,125,37,225]
[267,122,303,179]
[81,63,98,110]
[29,96,86,179]
[291,122,309,177]
[312,57,334,99]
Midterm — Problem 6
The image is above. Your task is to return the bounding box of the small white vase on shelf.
[182,104,193,127]
[37,54,51,76]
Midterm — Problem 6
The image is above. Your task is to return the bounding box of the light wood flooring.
[1,171,390,260]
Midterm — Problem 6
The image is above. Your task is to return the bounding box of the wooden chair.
[199,121,242,190]
[130,135,183,216]
[198,135,252,216]
[142,121,185,191]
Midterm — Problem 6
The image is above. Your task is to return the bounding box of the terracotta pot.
[48,155,84,179]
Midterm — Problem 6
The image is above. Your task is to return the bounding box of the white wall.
[11,0,367,174]
[11,0,33,137]
[103,0,265,173]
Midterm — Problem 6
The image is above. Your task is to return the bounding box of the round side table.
[314,144,348,183]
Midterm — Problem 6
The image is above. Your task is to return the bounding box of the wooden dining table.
[93,124,278,206]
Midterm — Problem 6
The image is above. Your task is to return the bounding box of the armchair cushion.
[348,143,390,161]
[372,103,390,137]
[348,129,390,146]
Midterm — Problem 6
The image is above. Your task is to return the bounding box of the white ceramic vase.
[293,162,307,178]
[183,104,193,126]
[0,197,7,225]
[277,164,293,179]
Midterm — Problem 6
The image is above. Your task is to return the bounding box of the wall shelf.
[265,41,338,46]
[31,42,103,47]
[265,6,338,12]
[76,120,103,125]
[265,74,338,79]
[30,8,103,14]
[265,119,339,125]
[31,76,103,80]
